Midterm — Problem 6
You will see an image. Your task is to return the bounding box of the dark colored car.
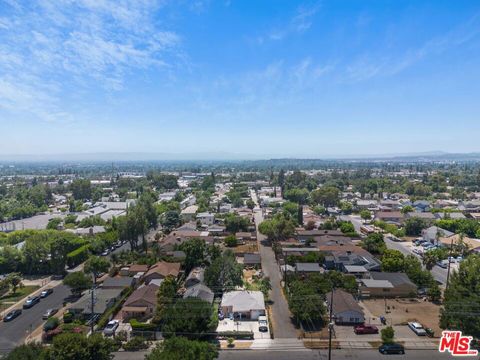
[23,295,40,309]
[3,309,22,322]
[379,343,405,355]
[40,288,54,298]
[354,324,379,334]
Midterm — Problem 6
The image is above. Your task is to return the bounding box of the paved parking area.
[334,324,435,343]
[217,318,271,339]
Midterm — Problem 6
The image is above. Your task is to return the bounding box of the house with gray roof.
[183,283,214,304]
[326,289,364,325]
[220,290,265,320]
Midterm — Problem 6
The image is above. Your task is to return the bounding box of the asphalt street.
[218,349,462,360]
[0,285,70,354]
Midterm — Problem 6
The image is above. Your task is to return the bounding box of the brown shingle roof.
[124,284,159,307]
[145,261,181,278]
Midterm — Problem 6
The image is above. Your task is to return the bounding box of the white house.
[196,212,215,226]
[220,290,265,320]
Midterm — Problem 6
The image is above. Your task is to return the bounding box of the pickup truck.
[354,324,379,334]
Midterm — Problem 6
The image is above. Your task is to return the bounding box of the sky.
[1,0,480,159]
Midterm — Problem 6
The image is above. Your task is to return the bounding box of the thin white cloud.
[0,0,182,122]
[345,13,480,82]
[262,1,321,42]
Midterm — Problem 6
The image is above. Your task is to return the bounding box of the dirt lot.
[234,243,258,253]
[362,298,442,336]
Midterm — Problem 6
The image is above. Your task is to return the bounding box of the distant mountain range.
[0,151,480,162]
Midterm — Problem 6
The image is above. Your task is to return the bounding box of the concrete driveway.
[217,318,270,340]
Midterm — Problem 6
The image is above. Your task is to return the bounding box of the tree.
[246,199,255,210]
[162,298,215,339]
[146,336,218,360]
[6,272,23,295]
[310,186,339,207]
[50,333,116,360]
[401,205,414,214]
[297,205,303,225]
[427,282,441,302]
[440,255,480,337]
[381,326,395,344]
[179,238,207,273]
[288,280,326,323]
[305,220,316,231]
[339,221,355,234]
[224,214,250,233]
[258,214,295,241]
[258,277,272,298]
[161,211,181,234]
[422,251,438,270]
[404,217,427,236]
[224,235,237,248]
[84,256,110,282]
[205,250,242,294]
[153,276,178,324]
[70,179,92,200]
[381,250,405,272]
[4,343,47,360]
[360,210,371,222]
[361,233,386,254]
[63,271,92,297]
[283,188,309,204]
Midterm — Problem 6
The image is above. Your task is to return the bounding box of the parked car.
[3,309,22,322]
[354,324,379,334]
[218,311,225,320]
[101,249,110,256]
[436,260,448,269]
[42,308,58,320]
[40,288,54,298]
[258,315,268,332]
[408,322,427,336]
[23,296,41,309]
[103,320,119,336]
[379,343,405,355]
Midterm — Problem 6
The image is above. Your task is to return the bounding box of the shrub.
[217,331,254,340]
[66,244,90,268]
[43,317,60,332]
[63,312,74,324]
[129,319,157,331]
[123,336,148,351]
[381,326,395,344]
[224,235,237,247]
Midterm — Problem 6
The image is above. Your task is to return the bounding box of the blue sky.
[1,0,480,158]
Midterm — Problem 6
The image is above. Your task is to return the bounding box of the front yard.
[361,298,442,336]
[0,285,40,308]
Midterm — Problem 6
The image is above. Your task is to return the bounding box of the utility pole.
[328,288,335,360]
[446,237,454,289]
[90,273,96,335]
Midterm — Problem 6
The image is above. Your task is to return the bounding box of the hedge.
[217,331,254,340]
[129,319,158,331]
[66,244,90,268]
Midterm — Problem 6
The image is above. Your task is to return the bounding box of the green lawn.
[0,285,40,308]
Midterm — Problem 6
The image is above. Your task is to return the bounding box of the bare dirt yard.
[362,298,442,336]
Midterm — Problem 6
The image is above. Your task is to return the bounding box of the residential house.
[243,253,262,268]
[413,200,431,212]
[121,283,159,320]
[102,276,135,289]
[326,289,365,325]
[295,262,324,274]
[360,272,416,298]
[185,267,205,288]
[181,205,199,222]
[183,283,215,304]
[70,288,123,319]
[422,226,454,244]
[374,211,404,225]
[435,212,466,220]
[405,212,436,222]
[144,261,181,284]
[221,290,266,320]
[197,212,215,226]
[124,264,149,277]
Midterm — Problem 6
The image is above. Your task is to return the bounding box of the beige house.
[360,272,417,298]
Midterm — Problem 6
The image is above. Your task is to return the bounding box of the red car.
[354,324,379,334]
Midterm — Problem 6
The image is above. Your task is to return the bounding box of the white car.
[103,320,119,336]
[258,315,268,332]
[408,322,427,336]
